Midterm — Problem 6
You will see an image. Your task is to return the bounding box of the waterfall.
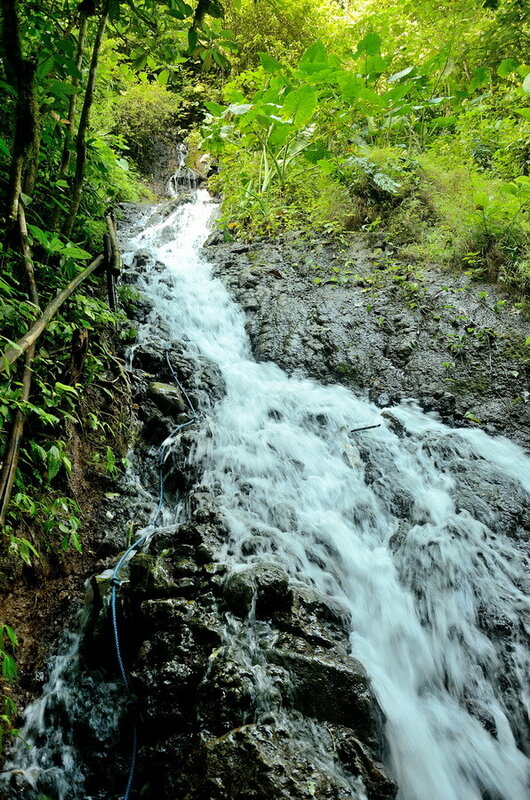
[164,142,201,196]
[3,187,529,800]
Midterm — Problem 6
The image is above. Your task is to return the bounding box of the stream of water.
[4,189,530,800]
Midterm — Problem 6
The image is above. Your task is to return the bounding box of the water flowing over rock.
[2,190,529,800]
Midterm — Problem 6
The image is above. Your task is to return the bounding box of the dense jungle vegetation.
[0,0,529,748]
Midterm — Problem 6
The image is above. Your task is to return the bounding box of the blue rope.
[109,351,197,799]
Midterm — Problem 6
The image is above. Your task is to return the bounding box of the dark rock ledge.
[94,311,398,800]
[126,522,397,799]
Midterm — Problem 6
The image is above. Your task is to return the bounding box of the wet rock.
[223,564,291,618]
[179,722,372,800]
[330,726,398,799]
[223,570,254,617]
[133,248,153,268]
[273,587,352,646]
[204,230,225,247]
[208,234,530,450]
[148,381,186,414]
[268,641,380,744]
[189,490,220,523]
[128,553,179,597]
[132,342,167,374]
[197,648,257,733]
[136,399,176,442]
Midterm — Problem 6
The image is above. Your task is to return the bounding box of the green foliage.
[0,623,18,750]
[114,81,188,161]
[201,6,530,294]
[224,0,336,71]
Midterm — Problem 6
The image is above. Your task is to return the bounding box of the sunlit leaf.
[282,85,317,128]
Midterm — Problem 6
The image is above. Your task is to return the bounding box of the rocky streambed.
[4,194,529,800]
[111,302,397,799]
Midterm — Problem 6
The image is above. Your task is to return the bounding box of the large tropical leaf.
[282,85,317,128]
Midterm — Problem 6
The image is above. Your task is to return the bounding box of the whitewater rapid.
[4,189,529,800]
[123,191,529,800]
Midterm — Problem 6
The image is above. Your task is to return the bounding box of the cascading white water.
[124,190,530,800]
[3,188,528,800]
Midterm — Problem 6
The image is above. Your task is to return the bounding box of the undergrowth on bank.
[201,0,530,296]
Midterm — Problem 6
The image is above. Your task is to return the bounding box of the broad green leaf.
[429,115,457,129]
[188,28,198,53]
[268,123,292,146]
[469,67,490,92]
[361,54,387,75]
[472,191,490,210]
[355,32,382,57]
[497,59,518,77]
[174,0,193,15]
[5,625,17,647]
[301,40,328,65]
[47,447,62,481]
[55,382,78,395]
[228,103,253,115]
[282,85,317,128]
[2,653,17,682]
[304,142,331,163]
[388,66,414,83]
[205,101,225,116]
[131,53,148,71]
[213,50,231,69]
[28,224,50,246]
[259,52,284,74]
[523,72,530,94]
[515,108,530,119]
[36,54,55,80]
[385,83,413,102]
[47,79,79,97]
[337,72,364,100]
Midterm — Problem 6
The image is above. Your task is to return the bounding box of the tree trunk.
[0,345,36,527]
[62,8,108,240]
[51,12,88,231]
[18,204,39,309]
[0,253,104,373]
[0,0,40,222]
[0,208,40,528]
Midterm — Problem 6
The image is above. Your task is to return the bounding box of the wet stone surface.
[93,270,397,800]
[125,514,397,799]
[206,231,530,451]
[113,221,530,798]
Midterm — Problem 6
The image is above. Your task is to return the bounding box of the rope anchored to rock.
[109,350,197,800]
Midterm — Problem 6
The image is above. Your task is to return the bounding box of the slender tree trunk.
[51,12,88,231]
[0,0,40,222]
[0,344,36,527]
[0,253,103,373]
[62,7,108,240]
[0,211,40,528]
[18,204,39,308]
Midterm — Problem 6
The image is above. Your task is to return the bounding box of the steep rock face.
[205,233,530,450]
[126,519,397,800]
[114,321,397,799]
